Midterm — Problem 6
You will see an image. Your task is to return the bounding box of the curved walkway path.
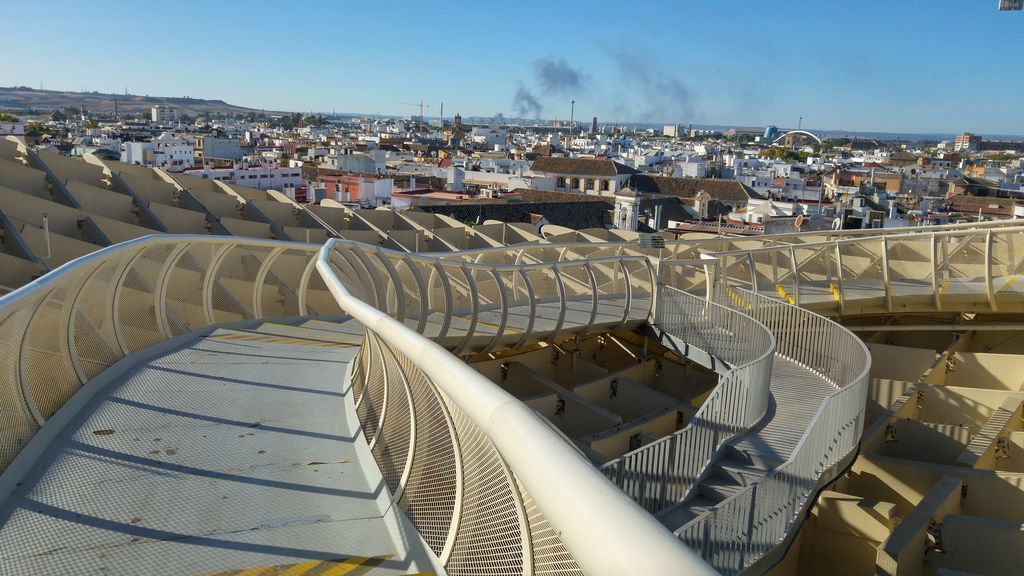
[0,320,441,576]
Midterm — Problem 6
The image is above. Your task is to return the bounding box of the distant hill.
[0,86,276,117]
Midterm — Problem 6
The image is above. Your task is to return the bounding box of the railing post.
[433,263,454,343]
[155,243,190,338]
[789,245,799,305]
[616,260,633,331]
[481,268,508,355]
[985,230,997,311]
[881,236,892,312]
[452,264,479,355]
[516,267,537,349]
[252,246,285,320]
[930,234,941,312]
[548,264,567,342]
[297,254,319,317]
[402,254,430,333]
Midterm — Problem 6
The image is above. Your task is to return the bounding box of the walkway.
[0,321,441,576]
[658,355,838,531]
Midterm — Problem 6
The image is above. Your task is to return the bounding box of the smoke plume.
[534,57,585,95]
[606,48,697,121]
[512,83,543,118]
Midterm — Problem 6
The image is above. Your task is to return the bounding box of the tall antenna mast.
[570,98,576,136]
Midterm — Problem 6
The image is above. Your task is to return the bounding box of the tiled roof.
[416,201,610,230]
[511,189,615,204]
[627,175,762,202]
[530,156,637,176]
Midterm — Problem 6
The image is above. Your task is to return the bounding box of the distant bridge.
[771,129,823,145]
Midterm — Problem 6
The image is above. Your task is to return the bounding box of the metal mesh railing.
[324,240,655,355]
[673,283,870,575]
[600,284,776,515]
[317,239,714,576]
[714,224,1024,316]
[0,235,328,472]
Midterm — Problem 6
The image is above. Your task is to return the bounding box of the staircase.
[657,355,838,534]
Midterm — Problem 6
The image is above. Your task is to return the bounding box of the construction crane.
[397,100,430,132]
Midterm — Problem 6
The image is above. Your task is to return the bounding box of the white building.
[195,136,244,160]
[328,149,386,174]
[185,161,302,191]
[121,133,194,172]
[470,126,508,148]
[529,157,636,196]
[673,156,708,178]
[151,106,178,124]
[0,119,25,144]
[613,187,641,231]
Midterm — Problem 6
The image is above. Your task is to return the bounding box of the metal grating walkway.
[730,356,839,466]
[0,321,440,576]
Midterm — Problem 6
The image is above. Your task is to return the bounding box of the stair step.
[714,457,770,487]
[723,443,784,470]
[686,496,717,519]
[698,476,744,503]
[657,495,718,531]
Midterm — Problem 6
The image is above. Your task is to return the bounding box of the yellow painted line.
[232,566,272,576]
[276,562,323,576]
[319,556,385,575]
[939,280,950,295]
[194,555,407,576]
[998,276,1019,293]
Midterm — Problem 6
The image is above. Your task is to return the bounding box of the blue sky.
[4,0,1022,135]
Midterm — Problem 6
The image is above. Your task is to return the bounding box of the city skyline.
[3,1,1022,134]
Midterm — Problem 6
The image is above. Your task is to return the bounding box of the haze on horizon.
[3,0,1021,135]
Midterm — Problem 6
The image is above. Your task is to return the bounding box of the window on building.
[571,178,580,189]
[600,179,609,191]
[556,176,566,188]
[585,179,595,191]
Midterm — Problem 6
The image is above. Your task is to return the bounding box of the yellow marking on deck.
[194,555,413,576]
[939,280,951,295]
[828,282,840,301]
[998,276,1019,293]
[726,287,752,309]
[775,285,795,305]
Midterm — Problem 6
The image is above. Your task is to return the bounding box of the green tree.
[49,109,67,122]
[63,106,80,118]
[0,113,19,122]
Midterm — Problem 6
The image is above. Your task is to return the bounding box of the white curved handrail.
[316,238,715,576]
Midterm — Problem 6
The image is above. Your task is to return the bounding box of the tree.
[63,106,80,118]
[0,113,19,122]
[49,110,67,122]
